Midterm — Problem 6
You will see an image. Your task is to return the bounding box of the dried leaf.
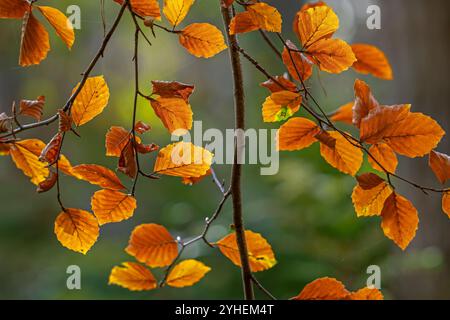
[352,175,393,217]
[368,143,398,173]
[260,76,297,93]
[39,132,62,165]
[72,164,125,191]
[429,151,450,185]
[215,230,276,272]
[54,208,99,254]
[37,6,74,49]
[19,10,50,66]
[167,259,211,288]
[115,0,161,19]
[0,0,29,19]
[151,80,195,102]
[109,262,157,291]
[262,91,302,123]
[353,79,379,128]
[126,223,178,268]
[282,41,313,81]
[0,112,11,133]
[118,141,137,179]
[105,126,132,157]
[351,44,393,80]
[19,96,45,121]
[292,277,350,300]
[229,2,282,35]
[179,23,227,58]
[163,0,195,27]
[356,172,385,190]
[36,171,58,193]
[277,117,320,151]
[58,109,72,133]
[134,121,151,134]
[91,189,136,225]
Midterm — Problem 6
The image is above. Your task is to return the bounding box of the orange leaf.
[443,192,450,218]
[109,262,157,291]
[115,0,161,19]
[54,208,99,254]
[163,0,194,27]
[134,121,151,134]
[179,23,227,58]
[306,38,356,74]
[368,143,398,173]
[126,223,178,268]
[181,169,211,185]
[151,80,195,102]
[292,277,350,300]
[429,151,450,185]
[353,79,379,128]
[330,102,353,125]
[72,164,125,191]
[118,140,138,179]
[39,132,62,165]
[229,2,282,35]
[260,76,297,93]
[58,109,72,133]
[277,117,320,151]
[71,76,110,127]
[294,5,339,48]
[150,97,193,135]
[282,41,313,81]
[36,171,58,193]
[0,0,28,19]
[10,139,49,185]
[356,172,385,190]
[381,192,419,250]
[105,126,132,157]
[154,142,213,178]
[317,131,363,176]
[0,139,11,155]
[166,259,211,288]
[300,1,327,11]
[19,10,50,67]
[91,189,136,225]
[215,230,276,272]
[349,287,384,300]
[19,96,45,121]
[352,173,393,217]
[262,91,302,123]
[351,44,393,80]
[37,6,74,49]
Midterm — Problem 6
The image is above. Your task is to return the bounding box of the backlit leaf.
[150,97,192,135]
[163,0,194,27]
[39,133,62,165]
[54,208,99,254]
[351,44,393,80]
[353,79,379,128]
[115,0,161,19]
[277,117,320,151]
[105,126,132,157]
[37,6,74,49]
[330,102,353,125]
[368,143,398,173]
[306,38,356,74]
[10,139,49,185]
[118,140,137,179]
[151,80,195,102]
[352,174,393,217]
[126,223,178,268]
[349,287,384,300]
[282,41,313,81]
[71,76,110,127]
[179,23,227,58]
[19,10,50,67]
[167,259,211,288]
[109,262,157,291]
[0,0,28,19]
[19,96,45,121]
[91,189,136,225]
[292,277,350,300]
[215,230,276,272]
[229,2,282,35]
[429,151,450,184]
[262,91,302,123]
[381,192,419,250]
[72,164,125,191]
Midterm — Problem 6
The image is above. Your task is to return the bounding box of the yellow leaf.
[163,0,195,27]
[154,142,213,178]
[352,174,393,217]
[215,230,276,272]
[91,189,137,226]
[109,262,157,291]
[317,131,363,176]
[229,2,282,35]
[262,91,302,123]
[292,277,350,300]
[368,143,398,173]
[10,139,49,185]
[54,208,99,254]
[294,5,339,48]
[37,6,74,49]
[72,164,125,191]
[71,76,110,126]
[306,38,356,74]
[167,259,211,288]
[179,23,227,58]
[381,192,419,250]
[277,117,320,151]
[0,0,29,19]
[19,11,50,67]
[351,44,393,80]
[150,97,193,135]
[126,223,178,268]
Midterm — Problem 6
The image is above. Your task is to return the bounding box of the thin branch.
[251,275,277,300]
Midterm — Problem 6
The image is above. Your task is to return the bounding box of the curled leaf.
[36,171,58,193]
[19,96,45,121]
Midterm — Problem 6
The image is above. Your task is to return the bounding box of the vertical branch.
[220,5,254,300]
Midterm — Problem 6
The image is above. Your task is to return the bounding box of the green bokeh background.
[0,0,449,299]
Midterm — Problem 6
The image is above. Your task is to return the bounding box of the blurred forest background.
[0,0,449,299]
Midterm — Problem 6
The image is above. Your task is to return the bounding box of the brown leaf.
[0,0,29,19]
[151,80,195,102]
[356,173,385,190]
[443,192,450,218]
[58,109,72,133]
[118,141,137,179]
[330,102,354,125]
[72,164,126,191]
[349,287,384,300]
[36,171,58,193]
[292,277,350,300]
[0,112,11,133]
[352,175,393,217]
[352,79,379,128]
[39,133,62,165]
[134,121,151,134]
[260,76,297,93]
[19,96,45,121]
[282,41,313,81]
[429,151,450,185]
[19,10,50,66]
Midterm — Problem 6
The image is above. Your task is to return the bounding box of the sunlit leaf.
[260,76,297,93]
[37,6,74,49]
[282,41,313,81]
[229,2,282,35]
[179,23,227,58]
[262,91,302,123]
[351,44,393,80]
[368,143,398,173]
[330,102,353,125]
[277,117,320,151]
[91,189,137,225]
[306,38,356,74]
[19,96,45,121]
[0,0,29,19]
[352,79,379,128]
[109,262,157,291]
[115,0,161,19]
[167,259,211,288]
[72,164,125,191]
[429,151,450,185]
[352,173,393,217]
[163,0,194,27]
[10,139,49,185]
[349,287,384,300]
[150,97,192,135]
[19,10,50,67]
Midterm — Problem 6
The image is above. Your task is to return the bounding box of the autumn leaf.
[54,208,99,254]
[306,38,356,74]
[349,287,384,300]
[39,133,62,165]
[0,0,29,19]
[91,189,136,226]
[260,76,297,93]
[154,142,213,178]
[150,97,193,135]
[294,5,339,48]
[229,2,282,35]
[351,44,393,80]
[10,139,49,185]
[356,172,385,190]
[118,140,138,179]
[352,173,393,217]
[429,151,450,184]
[353,79,379,128]
[179,23,227,58]
[381,192,419,250]
[317,131,363,176]
[58,109,72,133]
[37,6,75,49]
[215,230,276,272]
[282,41,313,82]
[181,168,211,185]
[330,102,353,125]
[72,164,126,191]
[134,121,151,134]
[368,143,398,173]
[151,80,195,102]
[277,117,320,151]
[19,10,50,67]
[292,277,350,300]
[36,171,58,193]
[166,259,211,288]
[262,91,302,123]
[163,0,195,27]
[300,1,327,11]
[443,192,450,218]
[115,0,161,19]
[109,262,157,291]
[125,223,178,268]
[105,126,133,157]
[71,76,110,127]
[19,96,45,121]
